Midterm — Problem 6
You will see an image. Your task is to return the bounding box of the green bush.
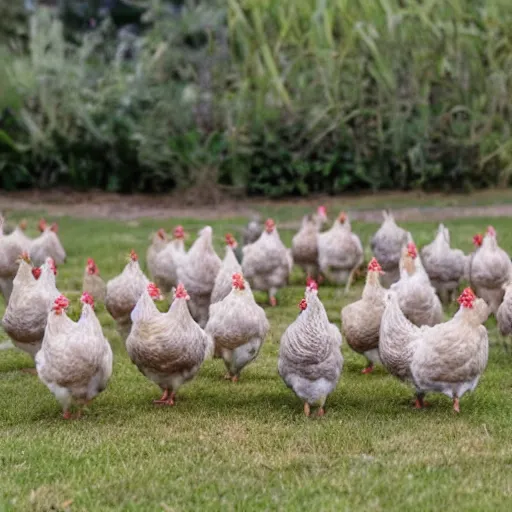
[1,0,512,196]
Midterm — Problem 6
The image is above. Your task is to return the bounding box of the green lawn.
[1,210,512,511]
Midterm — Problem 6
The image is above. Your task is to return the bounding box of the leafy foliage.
[1,0,512,196]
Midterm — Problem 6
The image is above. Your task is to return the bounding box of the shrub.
[1,0,512,197]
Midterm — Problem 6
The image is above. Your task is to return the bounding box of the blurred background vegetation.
[1,0,512,199]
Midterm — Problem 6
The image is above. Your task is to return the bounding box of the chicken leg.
[304,403,311,417]
[361,363,374,374]
[154,389,175,406]
[453,397,460,413]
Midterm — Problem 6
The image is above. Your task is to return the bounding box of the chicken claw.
[361,364,374,374]
[153,389,175,405]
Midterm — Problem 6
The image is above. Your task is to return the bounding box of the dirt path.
[1,189,512,223]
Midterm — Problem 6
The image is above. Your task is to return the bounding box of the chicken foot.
[269,287,278,307]
[153,389,176,406]
[361,363,374,374]
[453,397,460,413]
[414,393,430,409]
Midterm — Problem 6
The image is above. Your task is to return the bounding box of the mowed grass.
[1,211,512,511]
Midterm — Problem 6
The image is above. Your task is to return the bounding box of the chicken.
[29,219,66,267]
[126,283,214,406]
[176,226,221,327]
[152,225,187,293]
[206,273,269,381]
[36,293,113,419]
[2,256,60,363]
[242,218,292,306]
[291,212,323,280]
[105,250,150,338]
[370,210,408,288]
[278,280,343,416]
[420,224,466,305]
[318,212,364,292]
[0,216,26,303]
[243,213,263,246]
[391,242,443,327]
[7,219,32,252]
[211,234,242,305]
[83,258,107,302]
[467,226,512,314]
[380,287,488,412]
[146,228,169,281]
[497,281,512,341]
[341,258,386,374]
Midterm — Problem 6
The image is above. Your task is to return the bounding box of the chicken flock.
[0,208,509,419]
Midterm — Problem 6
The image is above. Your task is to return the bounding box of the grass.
[1,209,512,511]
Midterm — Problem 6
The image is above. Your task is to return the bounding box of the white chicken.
[126,283,214,406]
[278,280,343,416]
[341,258,386,374]
[380,287,489,412]
[391,242,443,327]
[36,293,113,419]
[176,226,221,327]
[242,218,292,306]
[105,250,150,338]
[421,224,466,305]
[82,258,107,302]
[146,228,169,281]
[152,225,187,293]
[2,256,60,364]
[206,273,269,381]
[467,226,512,314]
[291,207,327,281]
[370,210,408,288]
[318,212,363,292]
[210,234,242,305]
[29,219,66,267]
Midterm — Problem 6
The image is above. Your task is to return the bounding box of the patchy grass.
[1,211,512,511]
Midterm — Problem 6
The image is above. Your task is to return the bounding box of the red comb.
[406,243,417,259]
[317,206,327,216]
[80,292,94,308]
[32,267,41,280]
[173,226,185,239]
[38,218,47,232]
[298,298,308,311]
[175,283,190,300]
[86,258,99,276]
[473,234,483,247]
[232,273,245,290]
[338,212,347,223]
[306,277,318,291]
[225,233,237,248]
[368,257,384,274]
[458,288,476,309]
[487,226,496,237]
[53,295,69,314]
[265,218,276,233]
[130,250,138,262]
[147,283,162,300]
